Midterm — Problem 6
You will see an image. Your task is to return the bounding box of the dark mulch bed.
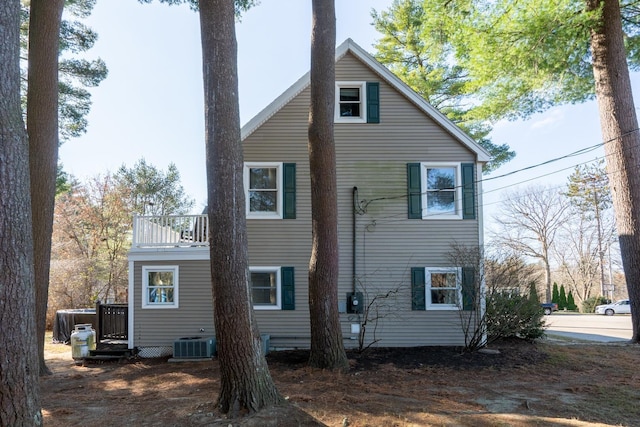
[266,338,548,371]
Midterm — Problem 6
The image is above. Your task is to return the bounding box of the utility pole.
[592,180,606,298]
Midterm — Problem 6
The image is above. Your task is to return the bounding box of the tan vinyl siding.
[132,257,312,350]
[132,51,482,349]
[241,52,480,347]
[133,259,215,348]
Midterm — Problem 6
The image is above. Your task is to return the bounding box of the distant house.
[127,39,491,357]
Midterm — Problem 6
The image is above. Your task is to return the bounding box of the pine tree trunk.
[307,0,349,370]
[0,1,43,424]
[27,0,64,377]
[588,0,640,342]
[198,0,282,415]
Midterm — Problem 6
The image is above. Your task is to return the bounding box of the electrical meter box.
[347,292,364,314]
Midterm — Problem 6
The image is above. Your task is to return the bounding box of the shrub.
[566,291,578,311]
[552,282,560,304]
[582,296,609,313]
[558,285,568,310]
[486,292,546,341]
[528,282,540,304]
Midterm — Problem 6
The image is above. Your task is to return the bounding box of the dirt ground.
[41,336,640,427]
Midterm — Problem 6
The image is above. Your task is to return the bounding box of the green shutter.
[461,267,476,311]
[366,82,380,123]
[411,267,426,310]
[407,163,422,219]
[283,163,296,219]
[281,267,295,310]
[461,163,475,219]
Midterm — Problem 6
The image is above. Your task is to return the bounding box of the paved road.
[544,313,632,342]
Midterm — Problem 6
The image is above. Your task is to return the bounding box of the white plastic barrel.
[70,324,96,360]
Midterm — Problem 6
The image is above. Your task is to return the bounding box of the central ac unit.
[173,336,216,358]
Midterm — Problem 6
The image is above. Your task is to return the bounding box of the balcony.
[132,214,209,249]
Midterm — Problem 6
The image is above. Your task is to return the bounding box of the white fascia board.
[128,248,210,262]
[241,71,310,141]
[342,39,492,163]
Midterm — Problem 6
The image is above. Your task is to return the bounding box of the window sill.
[422,215,463,220]
[253,305,281,311]
[426,305,459,310]
[141,304,179,309]
[335,116,366,124]
[247,213,283,220]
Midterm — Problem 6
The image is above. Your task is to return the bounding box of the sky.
[58,0,640,226]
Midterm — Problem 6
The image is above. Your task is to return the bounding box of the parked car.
[595,299,631,315]
[541,302,558,315]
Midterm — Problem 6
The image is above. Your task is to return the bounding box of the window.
[249,266,295,310]
[334,82,364,123]
[245,163,281,218]
[425,267,461,309]
[406,163,476,220]
[142,266,179,308]
[412,267,475,311]
[250,267,281,310]
[335,81,380,123]
[244,162,296,219]
[424,165,458,217]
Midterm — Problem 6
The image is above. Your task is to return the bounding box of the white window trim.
[244,162,283,219]
[142,265,179,309]
[250,266,281,310]
[421,162,462,220]
[335,81,367,123]
[425,267,462,310]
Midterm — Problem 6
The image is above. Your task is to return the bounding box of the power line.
[356,128,640,223]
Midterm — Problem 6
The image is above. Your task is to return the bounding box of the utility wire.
[355,127,640,223]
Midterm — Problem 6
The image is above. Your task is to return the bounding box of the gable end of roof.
[241,38,491,163]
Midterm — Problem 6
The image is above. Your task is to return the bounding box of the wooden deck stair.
[84,343,134,363]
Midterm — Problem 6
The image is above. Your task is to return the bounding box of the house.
[127,39,491,357]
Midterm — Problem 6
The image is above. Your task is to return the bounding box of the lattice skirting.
[137,346,172,358]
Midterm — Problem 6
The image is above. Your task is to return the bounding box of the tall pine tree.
[0,0,42,423]
[373,0,640,342]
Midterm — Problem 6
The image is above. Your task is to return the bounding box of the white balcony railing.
[132,214,209,248]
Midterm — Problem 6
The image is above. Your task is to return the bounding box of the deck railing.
[132,214,209,248]
[96,302,128,341]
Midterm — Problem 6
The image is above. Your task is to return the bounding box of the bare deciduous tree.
[554,212,617,305]
[49,175,131,323]
[490,185,570,303]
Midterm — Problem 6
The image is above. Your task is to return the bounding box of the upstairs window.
[244,162,296,220]
[407,162,476,220]
[335,82,379,123]
[247,163,280,217]
[337,83,364,120]
[425,166,457,217]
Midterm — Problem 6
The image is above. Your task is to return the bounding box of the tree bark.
[198,0,282,415]
[588,0,640,342]
[0,0,43,424]
[27,0,64,377]
[307,0,349,370]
